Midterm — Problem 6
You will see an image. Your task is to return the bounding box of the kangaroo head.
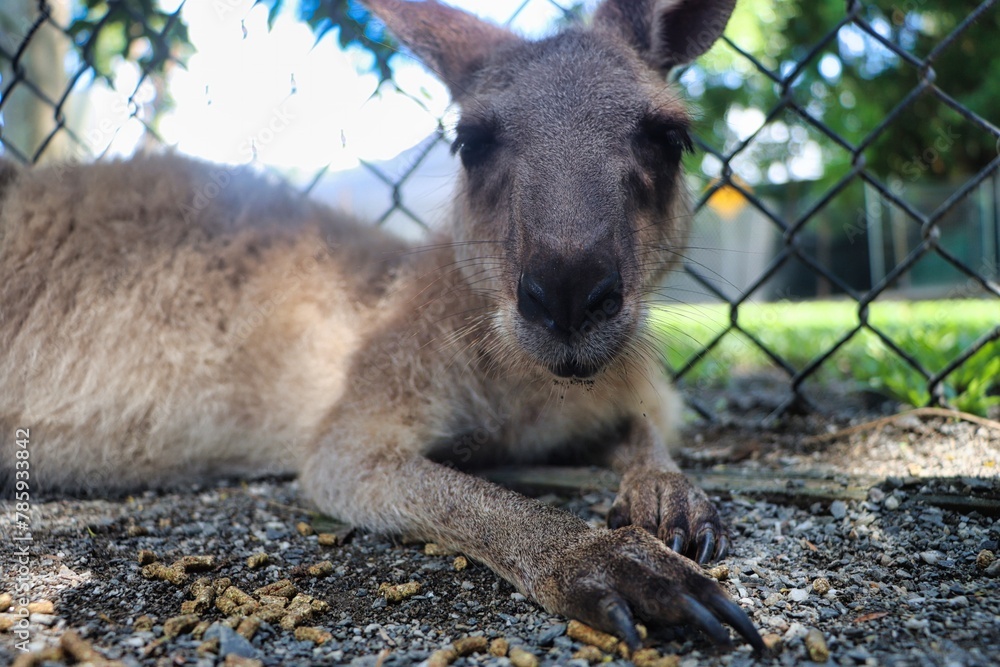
[364,0,735,379]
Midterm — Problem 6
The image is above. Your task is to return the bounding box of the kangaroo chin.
[0,0,764,653]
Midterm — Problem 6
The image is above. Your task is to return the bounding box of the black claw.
[668,531,685,554]
[716,534,730,560]
[602,596,641,650]
[607,504,628,530]
[680,594,731,647]
[704,591,766,653]
[695,528,716,564]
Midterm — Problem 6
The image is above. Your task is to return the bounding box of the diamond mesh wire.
[1,0,997,421]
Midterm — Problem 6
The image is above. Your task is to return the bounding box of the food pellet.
[427,648,457,667]
[246,553,269,569]
[294,626,333,644]
[307,560,334,577]
[509,646,539,667]
[378,581,422,602]
[805,628,829,662]
[163,614,200,638]
[489,637,509,657]
[453,636,488,655]
[567,620,619,652]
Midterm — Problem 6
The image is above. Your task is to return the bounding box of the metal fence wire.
[1,0,998,423]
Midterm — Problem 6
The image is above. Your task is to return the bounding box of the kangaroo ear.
[594,0,736,72]
[361,0,520,98]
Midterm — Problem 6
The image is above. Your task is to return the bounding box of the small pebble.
[919,551,942,565]
[830,501,848,519]
[788,588,809,602]
[884,495,901,510]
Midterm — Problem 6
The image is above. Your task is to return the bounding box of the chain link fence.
[2,0,998,421]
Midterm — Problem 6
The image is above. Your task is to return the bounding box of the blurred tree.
[685,0,1000,185]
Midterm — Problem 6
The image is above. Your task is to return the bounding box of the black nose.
[517,266,623,337]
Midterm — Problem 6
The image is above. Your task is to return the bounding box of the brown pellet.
[60,630,105,662]
[236,616,261,641]
[137,549,158,565]
[489,637,509,657]
[509,647,539,667]
[163,614,200,638]
[812,577,832,595]
[246,553,269,569]
[26,600,54,614]
[307,560,334,577]
[133,615,156,632]
[254,579,297,599]
[567,620,620,653]
[294,626,333,644]
[379,581,422,602]
[427,648,457,667]
[177,555,216,572]
[805,628,829,662]
[571,645,604,662]
[423,543,455,556]
[453,636,488,656]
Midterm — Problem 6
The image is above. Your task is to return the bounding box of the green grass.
[650,300,1000,416]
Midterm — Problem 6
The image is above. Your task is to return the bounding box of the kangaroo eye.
[452,122,498,169]
[637,116,694,161]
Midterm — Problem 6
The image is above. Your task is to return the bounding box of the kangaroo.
[0,0,764,653]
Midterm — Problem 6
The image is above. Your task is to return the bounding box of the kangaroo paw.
[607,471,728,564]
[537,526,763,652]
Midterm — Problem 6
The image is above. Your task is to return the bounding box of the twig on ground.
[803,407,1000,445]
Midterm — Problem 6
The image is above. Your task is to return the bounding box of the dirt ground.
[2,382,999,667]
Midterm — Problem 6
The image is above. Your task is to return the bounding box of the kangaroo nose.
[517,266,623,337]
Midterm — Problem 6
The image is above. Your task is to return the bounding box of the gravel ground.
[2,390,999,667]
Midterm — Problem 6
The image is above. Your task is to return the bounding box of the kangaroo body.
[1,0,763,651]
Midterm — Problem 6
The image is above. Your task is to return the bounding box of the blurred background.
[1,0,998,420]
